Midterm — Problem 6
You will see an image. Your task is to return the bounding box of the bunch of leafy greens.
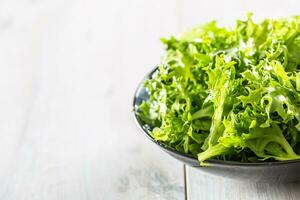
[137,14,300,165]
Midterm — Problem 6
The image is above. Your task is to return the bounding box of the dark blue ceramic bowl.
[133,67,300,182]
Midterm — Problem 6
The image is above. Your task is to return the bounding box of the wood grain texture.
[0,0,184,199]
[2,0,300,199]
[186,166,300,200]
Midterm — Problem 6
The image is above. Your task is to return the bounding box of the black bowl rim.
[132,66,300,167]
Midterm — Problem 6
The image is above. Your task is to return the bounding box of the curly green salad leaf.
[137,14,300,165]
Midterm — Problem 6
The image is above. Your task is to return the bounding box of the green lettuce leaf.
[137,14,300,164]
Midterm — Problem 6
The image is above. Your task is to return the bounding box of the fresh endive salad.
[137,14,300,164]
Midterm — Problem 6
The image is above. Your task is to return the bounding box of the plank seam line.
[183,164,188,200]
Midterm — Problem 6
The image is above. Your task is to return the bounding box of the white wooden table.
[1,0,300,199]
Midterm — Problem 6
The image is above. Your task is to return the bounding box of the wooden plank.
[0,0,185,199]
[185,166,300,200]
[179,0,300,31]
